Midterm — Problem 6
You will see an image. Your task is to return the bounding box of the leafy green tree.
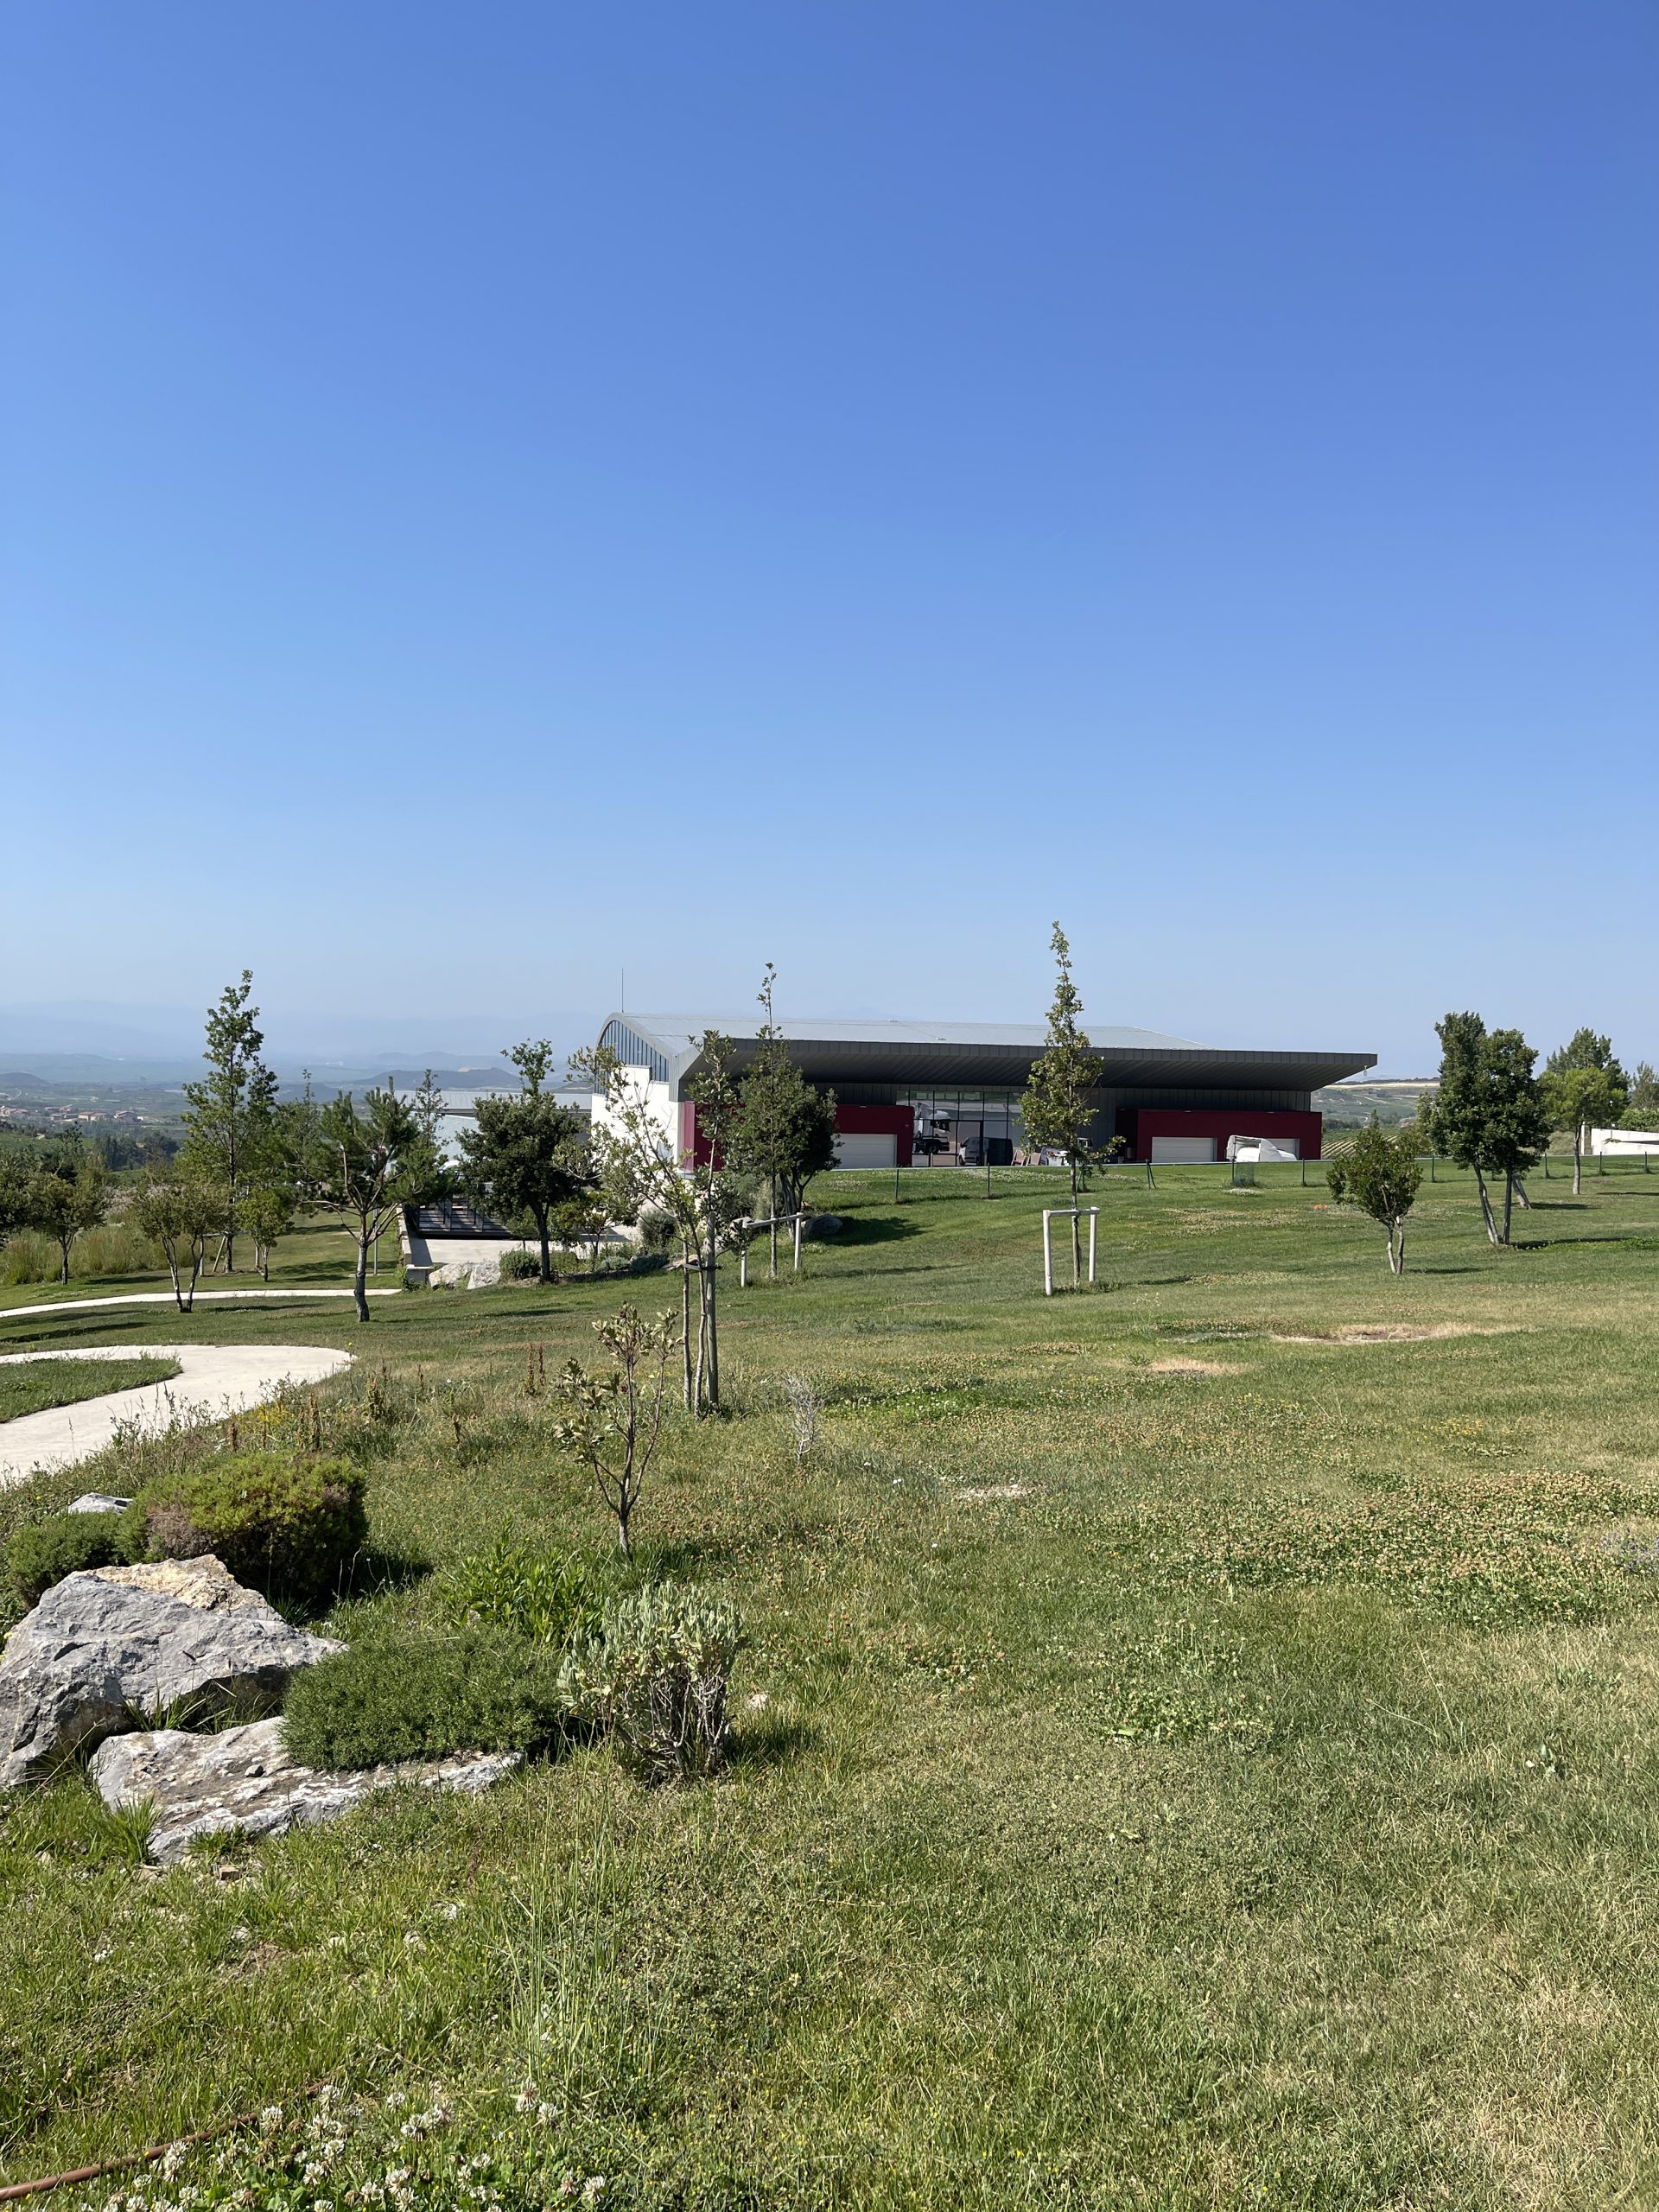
[1327,1118,1423,1274]
[457,1041,593,1285]
[24,1151,108,1283]
[1541,1031,1628,1195]
[242,1182,296,1282]
[181,971,279,1272]
[0,1152,32,1244]
[131,1172,222,1312]
[1627,1062,1659,1122]
[727,966,838,1276]
[1422,1013,1550,1246]
[311,1088,442,1321]
[1022,922,1109,1285]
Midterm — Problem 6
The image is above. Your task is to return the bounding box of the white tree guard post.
[1042,1207,1098,1295]
[736,1213,808,1283]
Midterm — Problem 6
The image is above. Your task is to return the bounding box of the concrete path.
[0,1287,398,1324]
[0,1344,353,1489]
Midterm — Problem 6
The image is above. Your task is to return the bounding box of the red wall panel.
[1118,1107,1324,1162]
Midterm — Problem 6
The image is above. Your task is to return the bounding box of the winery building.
[593,1014,1376,1168]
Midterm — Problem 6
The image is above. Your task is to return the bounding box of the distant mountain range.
[0,1002,602,1087]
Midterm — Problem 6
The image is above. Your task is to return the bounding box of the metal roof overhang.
[752,1039,1377,1091]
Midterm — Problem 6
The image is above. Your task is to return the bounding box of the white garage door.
[1150,1136,1217,1164]
[833,1132,897,1169]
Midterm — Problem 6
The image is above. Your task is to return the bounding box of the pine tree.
[181,971,278,1272]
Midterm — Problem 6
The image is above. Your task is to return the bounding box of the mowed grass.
[3,1162,1659,2208]
[0,1353,181,1422]
[0,1211,399,1312]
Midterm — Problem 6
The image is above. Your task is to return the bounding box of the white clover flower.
[536,2103,556,2127]
[512,2092,535,2113]
[582,2181,607,2205]
[402,1930,424,1950]
[259,2107,284,2133]
[442,1903,461,1920]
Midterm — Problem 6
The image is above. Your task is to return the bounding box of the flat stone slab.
[0,1344,355,1489]
[0,1555,342,1789]
[89,1716,523,1863]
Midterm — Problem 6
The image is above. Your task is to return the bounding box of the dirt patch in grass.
[953,1483,1032,1502]
[1147,1357,1243,1377]
[1271,1323,1521,1346]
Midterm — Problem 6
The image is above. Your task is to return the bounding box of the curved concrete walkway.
[0,1287,398,1323]
[0,1344,353,1489]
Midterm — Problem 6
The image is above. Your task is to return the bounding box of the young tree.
[574,1033,744,1415]
[25,1157,108,1284]
[310,1088,442,1321]
[1541,1030,1628,1194]
[1327,1118,1423,1274]
[457,1041,593,1285]
[549,1305,679,1554]
[181,971,278,1272]
[131,1173,222,1312]
[242,1182,296,1281]
[726,966,838,1275]
[1422,1013,1550,1246]
[1022,922,1109,1285]
[1627,1062,1659,1122]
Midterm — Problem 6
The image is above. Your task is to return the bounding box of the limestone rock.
[67,1493,133,1516]
[88,1717,522,1864]
[0,1555,342,1789]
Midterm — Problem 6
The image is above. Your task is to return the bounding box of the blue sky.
[3,2,1655,1073]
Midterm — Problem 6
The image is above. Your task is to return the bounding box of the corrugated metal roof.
[613,1014,1203,1053]
[597,1014,1376,1096]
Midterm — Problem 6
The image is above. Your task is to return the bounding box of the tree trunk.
[1513,1178,1531,1208]
[1573,1128,1583,1196]
[1069,1160,1081,1287]
[769,1214,779,1280]
[1501,1174,1514,1247]
[705,1207,720,1409]
[184,1242,203,1313]
[353,1232,371,1323]
[164,1242,185,1311]
[58,1236,71,1285]
[680,1246,694,1410]
[1473,1168,1501,1245]
[537,1210,552,1285]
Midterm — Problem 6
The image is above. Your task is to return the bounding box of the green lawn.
[3,1161,1659,2208]
[0,1353,181,1423]
[0,1211,399,1312]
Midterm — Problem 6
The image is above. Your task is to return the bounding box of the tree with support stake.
[1022,922,1110,1287]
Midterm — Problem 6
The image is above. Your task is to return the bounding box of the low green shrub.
[282,1628,565,1767]
[497,1247,543,1282]
[560,1582,746,1782]
[438,1527,602,1647]
[5,1510,130,1607]
[0,1223,167,1284]
[121,1451,367,1605]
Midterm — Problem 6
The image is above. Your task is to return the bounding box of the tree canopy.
[458,1042,593,1285]
[1422,1012,1549,1246]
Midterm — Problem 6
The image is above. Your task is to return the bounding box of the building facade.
[592,1015,1375,1167]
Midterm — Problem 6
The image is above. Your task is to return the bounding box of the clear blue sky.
[3,2,1655,1072]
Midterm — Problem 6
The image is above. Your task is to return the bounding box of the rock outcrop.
[89,1717,522,1863]
[0,1555,341,1789]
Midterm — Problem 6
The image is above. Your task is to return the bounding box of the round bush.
[5,1510,129,1608]
[497,1247,544,1282]
[122,1451,367,1605]
[283,1628,565,1767]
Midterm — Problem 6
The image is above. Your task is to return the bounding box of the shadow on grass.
[828,1215,924,1247]
[726,1714,817,1774]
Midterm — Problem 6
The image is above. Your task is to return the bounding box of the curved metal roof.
[597,1014,1376,1096]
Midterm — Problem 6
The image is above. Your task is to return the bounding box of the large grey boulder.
[0,1555,341,1789]
[89,1717,522,1864]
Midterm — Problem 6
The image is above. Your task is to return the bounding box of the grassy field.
[0,1211,398,1312]
[3,1161,1659,2208]
[0,1353,181,1422]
